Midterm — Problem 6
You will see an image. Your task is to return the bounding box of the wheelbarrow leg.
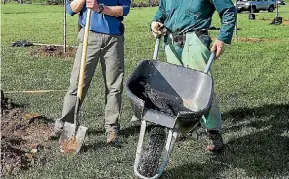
[134,120,148,178]
[134,120,179,179]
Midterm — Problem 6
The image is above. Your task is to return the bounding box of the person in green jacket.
[150,0,237,152]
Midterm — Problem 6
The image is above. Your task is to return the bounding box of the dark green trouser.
[59,28,125,132]
[164,32,222,132]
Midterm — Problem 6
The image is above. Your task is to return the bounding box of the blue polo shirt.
[66,0,131,35]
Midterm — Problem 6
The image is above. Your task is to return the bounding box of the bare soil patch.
[1,90,56,177]
[259,17,289,25]
[30,45,77,58]
[236,37,282,43]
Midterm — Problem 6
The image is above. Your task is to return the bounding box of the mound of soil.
[131,0,159,7]
[237,37,281,43]
[130,78,191,116]
[129,78,201,131]
[259,17,289,25]
[1,90,55,177]
[30,45,77,58]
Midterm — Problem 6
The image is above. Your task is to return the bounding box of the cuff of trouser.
[200,116,223,133]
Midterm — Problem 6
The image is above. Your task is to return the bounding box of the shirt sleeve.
[117,0,131,16]
[153,0,166,23]
[212,0,237,44]
[66,0,77,16]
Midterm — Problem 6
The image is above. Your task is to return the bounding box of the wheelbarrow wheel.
[138,125,167,177]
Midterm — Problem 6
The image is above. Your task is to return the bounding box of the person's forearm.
[212,0,237,44]
[217,8,237,44]
[70,0,86,14]
[102,6,124,17]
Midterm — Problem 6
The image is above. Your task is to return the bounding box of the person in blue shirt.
[54,0,131,146]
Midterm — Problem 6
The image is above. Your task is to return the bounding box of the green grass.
[1,3,289,179]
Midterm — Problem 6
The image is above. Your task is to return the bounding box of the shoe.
[106,130,121,147]
[206,130,224,153]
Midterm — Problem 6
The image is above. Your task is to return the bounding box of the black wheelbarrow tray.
[126,38,216,179]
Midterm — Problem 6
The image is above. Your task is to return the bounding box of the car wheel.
[268,5,274,12]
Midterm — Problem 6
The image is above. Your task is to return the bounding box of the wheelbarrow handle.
[204,52,216,74]
[153,36,161,60]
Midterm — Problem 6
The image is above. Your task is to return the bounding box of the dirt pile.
[60,138,81,153]
[259,17,289,25]
[130,78,191,116]
[237,37,282,43]
[30,45,77,58]
[1,90,55,177]
[131,0,159,7]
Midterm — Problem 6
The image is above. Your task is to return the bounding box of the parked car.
[278,0,285,5]
[236,0,277,13]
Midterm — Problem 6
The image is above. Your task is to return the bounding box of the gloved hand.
[151,21,166,38]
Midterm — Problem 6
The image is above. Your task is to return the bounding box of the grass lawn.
[1,3,289,179]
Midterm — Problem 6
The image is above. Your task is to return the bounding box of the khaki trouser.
[59,28,124,132]
[164,32,222,132]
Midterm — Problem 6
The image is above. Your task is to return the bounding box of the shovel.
[59,9,92,154]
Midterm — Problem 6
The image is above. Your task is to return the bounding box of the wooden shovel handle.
[77,9,92,99]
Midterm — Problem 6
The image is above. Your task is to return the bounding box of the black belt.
[167,29,208,48]
[195,29,209,37]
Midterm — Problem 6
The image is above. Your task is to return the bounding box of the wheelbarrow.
[126,36,216,179]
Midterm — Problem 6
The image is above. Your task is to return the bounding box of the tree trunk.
[234,0,238,40]
[64,0,67,53]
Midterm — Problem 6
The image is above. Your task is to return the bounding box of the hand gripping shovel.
[59,9,92,154]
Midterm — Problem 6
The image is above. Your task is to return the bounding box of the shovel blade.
[59,122,88,153]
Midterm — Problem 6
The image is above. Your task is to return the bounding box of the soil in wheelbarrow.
[1,90,56,177]
[30,45,77,58]
[130,77,193,117]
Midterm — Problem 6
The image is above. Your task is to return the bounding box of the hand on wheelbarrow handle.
[153,25,165,60]
[153,36,161,60]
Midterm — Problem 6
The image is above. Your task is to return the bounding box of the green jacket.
[153,0,237,44]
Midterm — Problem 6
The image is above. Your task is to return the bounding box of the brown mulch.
[30,45,77,58]
[131,0,159,7]
[283,20,289,25]
[259,17,289,25]
[235,37,283,43]
[1,90,56,177]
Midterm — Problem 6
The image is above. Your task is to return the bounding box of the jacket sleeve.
[117,0,131,16]
[153,0,166,23]
[212,0,237,44]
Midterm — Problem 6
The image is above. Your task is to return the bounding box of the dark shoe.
[206,130,224,153]
[106,131,121,147]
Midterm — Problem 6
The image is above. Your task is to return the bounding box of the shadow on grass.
[86,124,141,138]
[86,128,105,136]
[82,124,141,151]
[165,104,289,178]
[81,141,107,152]
[120,124,141,138]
